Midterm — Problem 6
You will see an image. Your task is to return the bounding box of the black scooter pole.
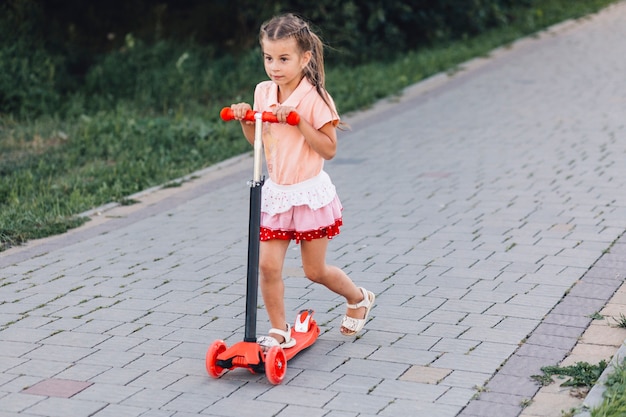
[244,179,262,342]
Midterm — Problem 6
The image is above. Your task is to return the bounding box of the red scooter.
[206,108,320,385]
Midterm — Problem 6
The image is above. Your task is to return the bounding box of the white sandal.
[340,287,375,336]
[257,323,296,349]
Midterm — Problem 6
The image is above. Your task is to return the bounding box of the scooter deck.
[206,309,320,384]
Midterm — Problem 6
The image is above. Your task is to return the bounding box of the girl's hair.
[260,14,338,120]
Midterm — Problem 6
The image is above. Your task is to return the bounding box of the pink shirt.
[254,78,339,185]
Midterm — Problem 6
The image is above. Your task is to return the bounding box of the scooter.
[205,107,320,385]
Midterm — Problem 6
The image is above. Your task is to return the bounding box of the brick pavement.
[1,2,626,416]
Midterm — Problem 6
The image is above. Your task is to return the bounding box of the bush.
[82,39,264,114]
[0,1,66,117]
[0,0,588,118]
[275,0,535,64]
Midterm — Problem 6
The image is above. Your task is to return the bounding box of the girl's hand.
[274,106,299,125]
[230,103,253,123]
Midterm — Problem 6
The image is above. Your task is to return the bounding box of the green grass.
[0,0,619,251]
[532,361,609,388]
[591,358,626,417]
[612,314,626,328]
[0,108,249,249]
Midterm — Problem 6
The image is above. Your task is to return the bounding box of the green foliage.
[611,313,626,329]
[81,38,260,113]
[532,361,608,388]
[0,1,66,117]
[591,359,626,417]
[590,312,606,321]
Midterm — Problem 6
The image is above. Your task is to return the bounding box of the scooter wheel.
[206,340,227,378]
[265,345,287,385]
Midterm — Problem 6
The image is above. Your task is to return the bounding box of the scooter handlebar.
[220,107,300,126]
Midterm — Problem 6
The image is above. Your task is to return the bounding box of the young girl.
[229,13,374,349]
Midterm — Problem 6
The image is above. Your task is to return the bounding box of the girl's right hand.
[230,103,252,122]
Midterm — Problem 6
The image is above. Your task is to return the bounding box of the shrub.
[0,1,65,117]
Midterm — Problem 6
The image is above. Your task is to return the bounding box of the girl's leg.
[300,237,369,334]
[259,238,291,343]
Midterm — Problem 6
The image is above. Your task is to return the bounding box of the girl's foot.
[257,323,296,349]
[340,287,375,336]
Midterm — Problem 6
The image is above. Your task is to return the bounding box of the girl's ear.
[301,50,312,69]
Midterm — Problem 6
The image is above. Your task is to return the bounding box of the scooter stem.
[243,113,264,342]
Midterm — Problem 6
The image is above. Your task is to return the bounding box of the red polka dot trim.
[260,219,343,244]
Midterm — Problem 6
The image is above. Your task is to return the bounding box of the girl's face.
[262,37,311,93]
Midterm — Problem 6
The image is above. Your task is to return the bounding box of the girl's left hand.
[274,106,299,125]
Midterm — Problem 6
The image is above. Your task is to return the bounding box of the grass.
[0,0,620,252]
[0,108,249,249]
[532,361,609,388]
[591,358,626,417]
[612,313,626,328]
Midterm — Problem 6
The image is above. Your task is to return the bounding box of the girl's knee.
[259,258,282,281]
[303,265,328,284]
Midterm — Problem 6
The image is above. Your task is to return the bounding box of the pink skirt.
[260,172,344,243]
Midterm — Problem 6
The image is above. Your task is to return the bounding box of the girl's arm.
[240,122,255,145]
[230,103,255,145]
[298,119,337,160]
[274,106,337,160]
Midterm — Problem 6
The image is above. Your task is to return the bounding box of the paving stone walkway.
[1,3,626,416]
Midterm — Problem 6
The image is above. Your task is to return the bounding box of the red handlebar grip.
[220,107,300,126]
[219,107,236,121]
[284,112,300,126]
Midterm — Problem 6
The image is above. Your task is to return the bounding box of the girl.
[229,13,374,349]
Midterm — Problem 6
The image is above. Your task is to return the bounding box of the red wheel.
[265,345,287,385]
[206,340,227,378]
